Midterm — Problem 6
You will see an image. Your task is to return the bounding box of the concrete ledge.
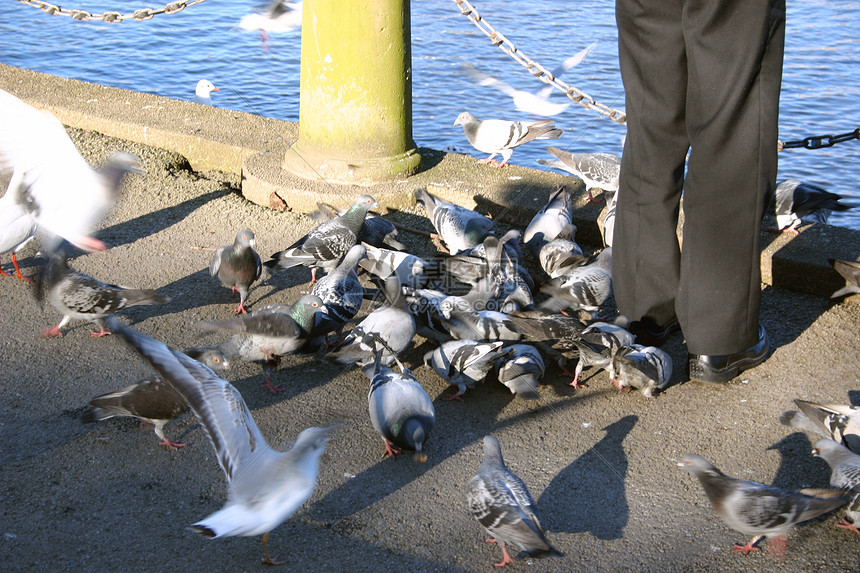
[1,63,856,301]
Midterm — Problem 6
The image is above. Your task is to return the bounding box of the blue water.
[1,0,857,229]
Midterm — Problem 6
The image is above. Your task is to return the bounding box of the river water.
[0,0,857,229]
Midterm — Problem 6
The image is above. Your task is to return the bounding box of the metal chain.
[452,0,627,126]
[12,0,207,22]
[778,128,860,152]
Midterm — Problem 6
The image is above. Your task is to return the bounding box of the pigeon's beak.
[811,447,821,457]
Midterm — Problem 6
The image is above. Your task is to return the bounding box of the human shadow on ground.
[538,414,636,539]
[768,432,832,490]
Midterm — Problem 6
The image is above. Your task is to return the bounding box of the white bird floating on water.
[194,80,220,106]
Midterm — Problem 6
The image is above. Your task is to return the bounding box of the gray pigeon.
[829,258,860,299]
[80,346,230,450]
[311,201,405,250]
[363,352,435,462]
[495,344,545,400]
[779,399,860,453]
[482,233,534,312]
[506,312,587,374]
[768,179,852,233]
[523,186,574,253]
[210,228,262,314]
[538,223,587,279]
[467,435,562,567]
[568,322,636,388]
[40,251,169,338]
[414,188,494,254]
[678,453,848,557]
[108,319,336,566]
[540,247,613,315]
[359,244,428,288]
[311,244,366,341]
[0,171,38,281]
[539,146,621,201]
[424,339,511,400]
[812,439,860,534]
[454,112,562,168]
[265,194,378,284]
[608,344,672,397]
[439,309,522,342]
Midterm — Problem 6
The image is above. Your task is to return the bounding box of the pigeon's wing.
[109,320,271,483]
[468,470,547,551]
[209,245,227,277]
[795,399,860,452]
[197,311,303,339]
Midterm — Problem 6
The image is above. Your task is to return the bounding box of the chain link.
[452,0,627,126]
[13,0,207,22]
[778,128,860,151]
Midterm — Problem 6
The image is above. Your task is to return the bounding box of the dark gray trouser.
[614,0,785,355]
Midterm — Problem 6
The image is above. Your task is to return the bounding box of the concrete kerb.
[0,63,856,301]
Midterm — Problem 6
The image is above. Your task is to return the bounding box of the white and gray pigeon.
[779,399,860,453]
[453,112,562,168]
[265,194,378,284]
[0,88,143,253]
[463,42,596,117]
[358,244,428,288]
[311,201,405,250]
[0,172,39,280]
[482,234,534,313]
[495,344,545,400]
[193,79,219,105]
[678,453,848,557]
[506,312,587,374]
[829,258,860,299]
[424,339,511,401]
[523,186,574,253]
[539,146,621,201]
[80,346,230,450]
[362,352,435,462]
[40,251,169,338]
[538,223,587,279]
[311,244,366,341]
[439,309,522,342]
[108,319,336,566]
[568,322,635,388]
[210,228,262,314]
[767,179,852,233]
[467,435,562,567]
[812,439,860,534]
[414,188,494,254]
[608,343,672,397]
[539,247,613,315]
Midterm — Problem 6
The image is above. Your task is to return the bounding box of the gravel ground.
[1,129,859,572]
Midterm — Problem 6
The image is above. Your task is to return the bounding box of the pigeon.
[482,233,534,312]
[438,309,522,342]
[779,399,860,453]
[767,179,852,233]
[193,80,219,105]
[523,186,574,253]
[265,194,378,284]
[539,146,621,201]
[467,435,562,567]
[506,312,587,373]
[414,188,494,254]
[40,251,169,338]
[539,247,613,315]
[311,244,366,342]
[463,42,596,117]
[311,201,405,250]
[608,344,672,397]
[812,439,860,534]
[358,244,428,289]
[107,319,336,566]
[829,258,860,299]
[0,173,38,281]
[495,344,545,400]
[424,339,511,400]
[568,322,636,388]
[402,285,489,343]
[196,295,324,393]
[80,347,230,450]
[453,112,562,168]
[678,453,848,556]
[363,351,435,462]
[538,223,586,279]
[0,88,143,253]
[210,228,262,314]
[239,0,302,33]
[326,276,416,367]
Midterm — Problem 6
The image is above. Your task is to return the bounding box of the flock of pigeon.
[2,80,860,566]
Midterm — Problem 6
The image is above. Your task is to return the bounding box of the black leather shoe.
[687,325,769,384]
[629,318,680,347]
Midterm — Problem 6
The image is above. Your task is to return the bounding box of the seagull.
[464,42,596,117]
[766,179,853,233]
[829,258,860,299]
[0,88,143,253]
[779,399,860,453]
[0,173,38,281]
[812,439,860,534]
[539,146,621,201]
[210,228,262,314]
[107,319,336,566]
[523,186,574,254]
[414,188,494,254]
[453,112,562,168]
[40,251,169,338]
[193,80,220,106]
[608,343,672,397]
[239,0,302,34]
[467,435,562,567]
[678,453,847,557]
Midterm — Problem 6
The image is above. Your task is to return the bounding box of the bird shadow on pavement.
[767,432,832,490]
[538,414,637,539]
